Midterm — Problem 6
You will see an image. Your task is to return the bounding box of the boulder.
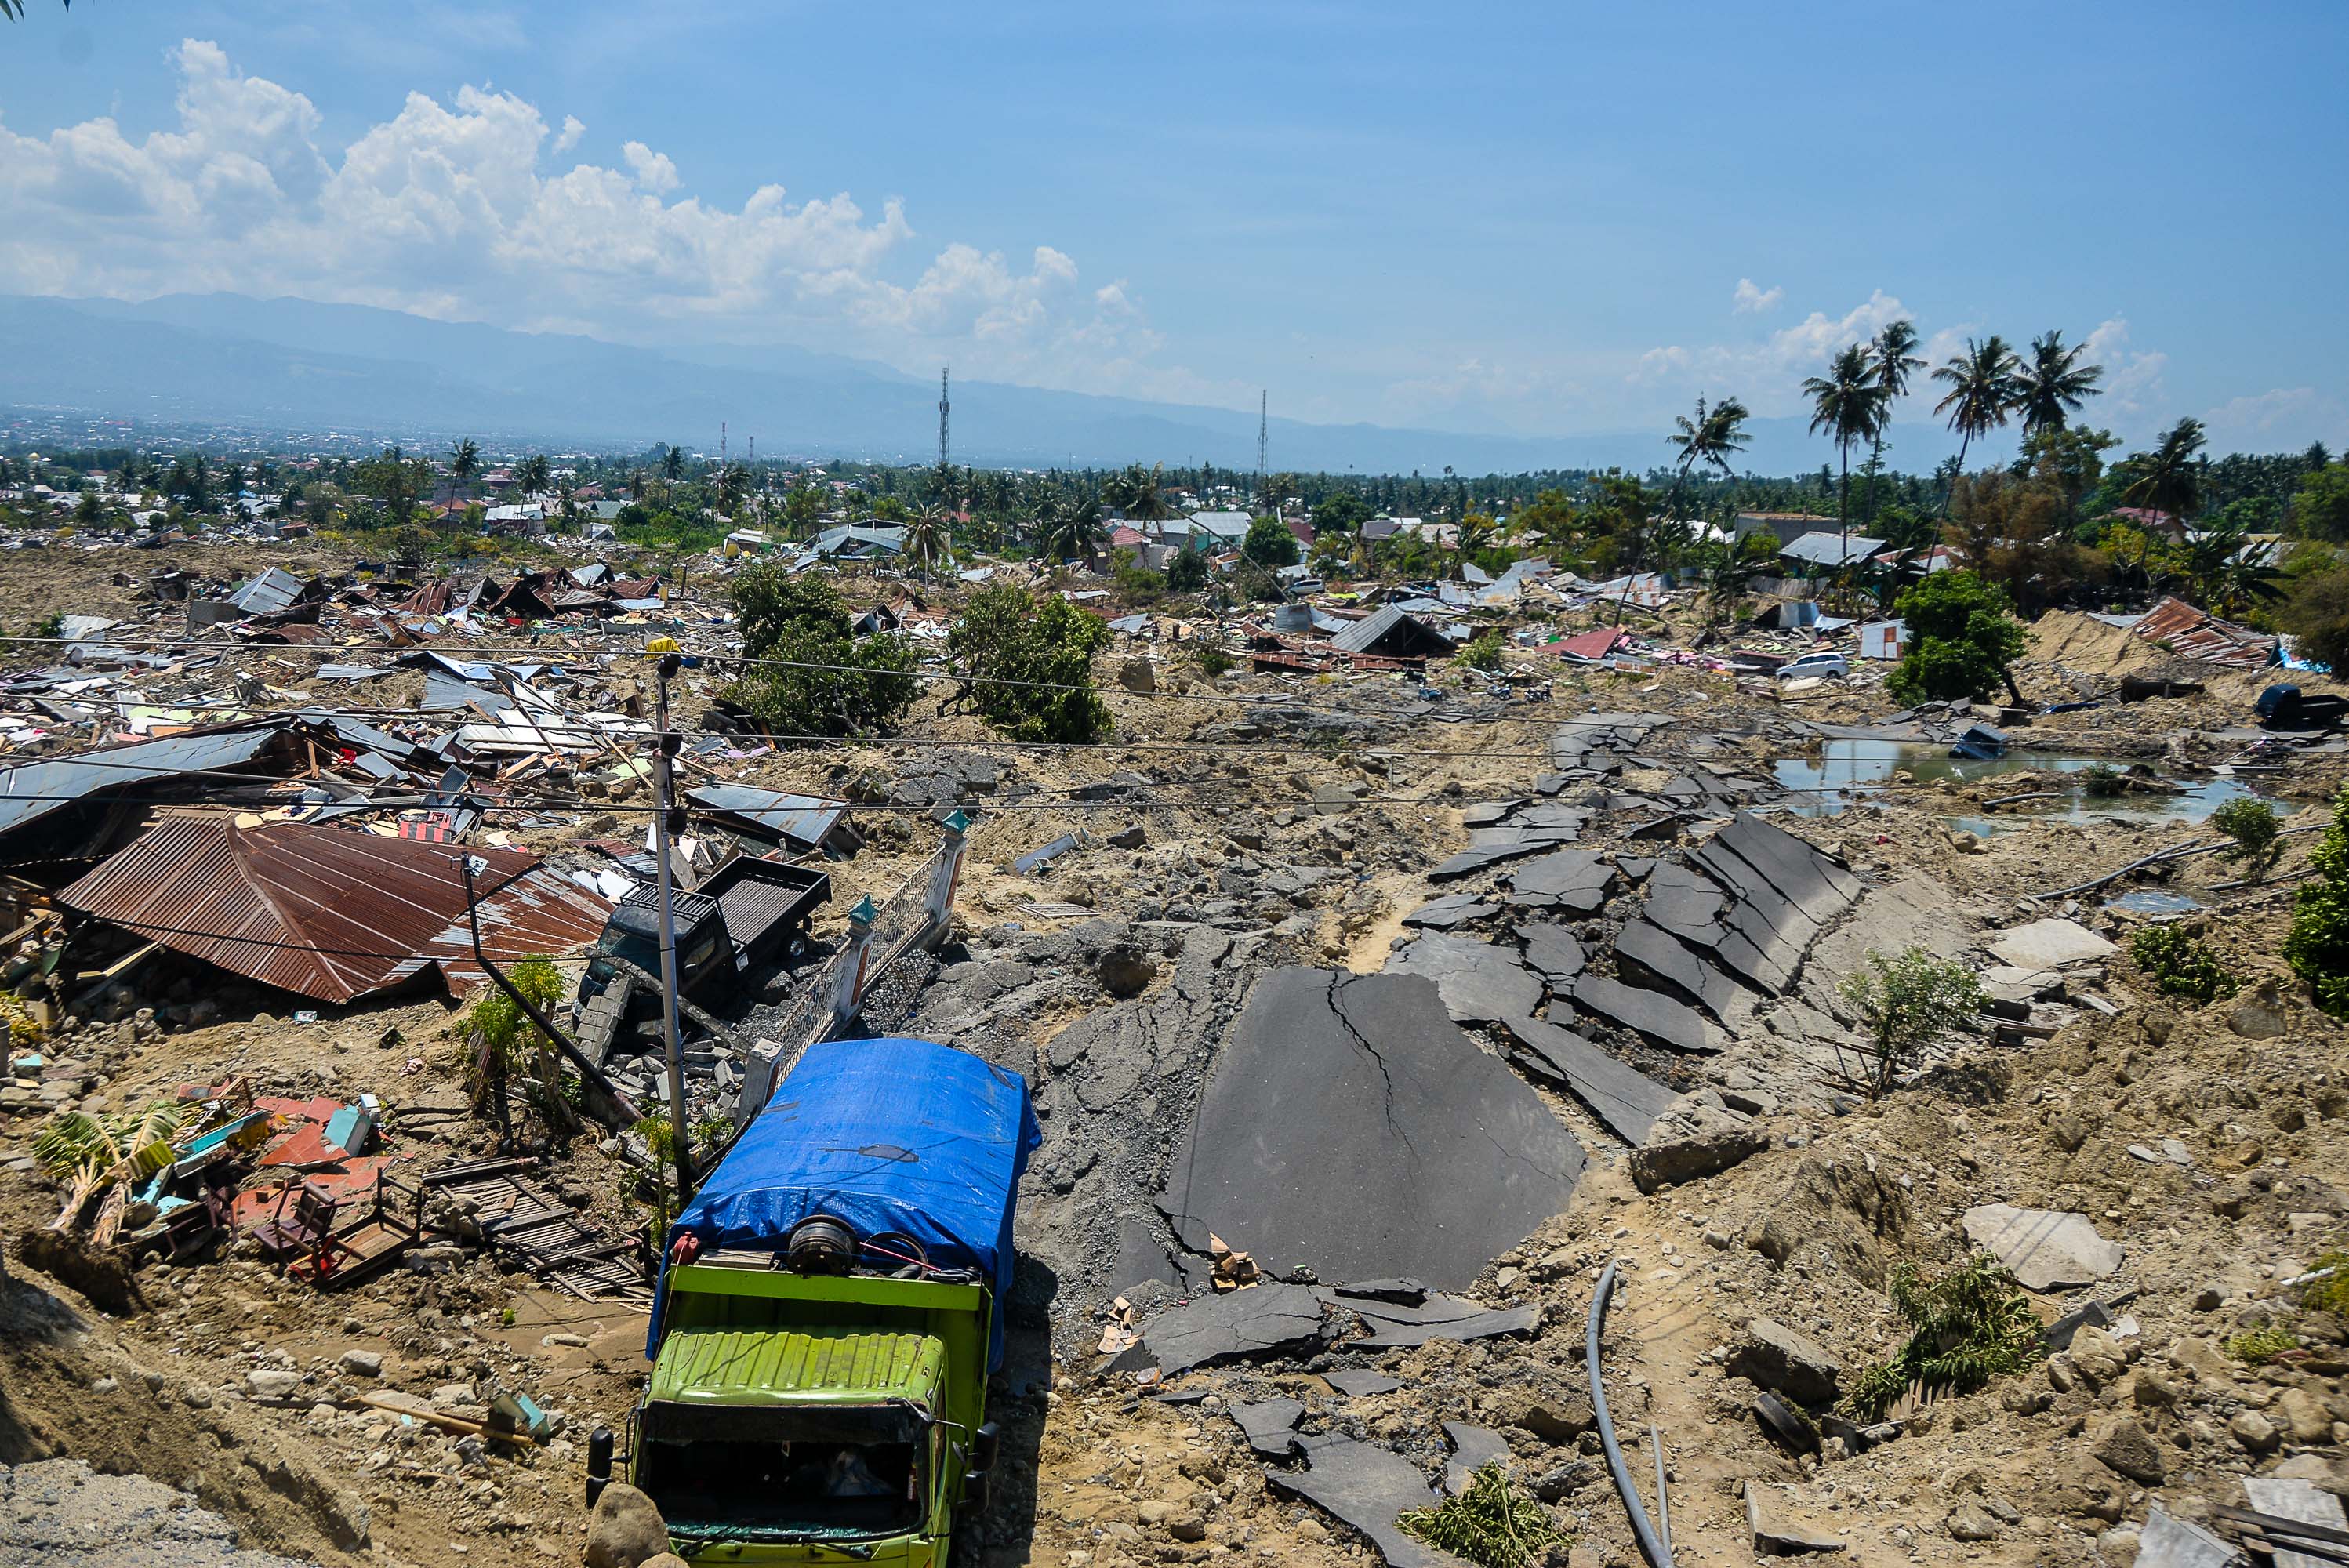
[1116,657,1156,695]
[1747,1483,1846,1555]
[1725,1318,1843,1405]
[585,1483,670,1568]
[2091,1417,2166,1485]
[1961,1203,2122,1290]
[1630,1126,1770,1193]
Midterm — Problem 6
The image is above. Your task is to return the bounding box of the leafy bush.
[1189,642,1234,679]
[2212,796,2285,881]
[2226,1327,2300,1365]
[2129,924,2238,1004]
[1396,1465,1569,1568]
[1839,1254,2043,1421]
[728,566,919,737]
[1835,947,1982,1099]
[1164,548,1209,593]
[2287,783,2349,1018]
[469,957,567,1073]
[1884,571,2027,704]
[948,584,1113,742]
[1458,630,1505,671]
[2301,1250,2349,1316]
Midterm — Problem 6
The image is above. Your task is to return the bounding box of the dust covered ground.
[3,553,2349,1568]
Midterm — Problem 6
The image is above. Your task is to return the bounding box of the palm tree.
[1038,495,1106,564]
[627,466,649,503]
[1450,514,1498,582]
[2118,417,2208,593]
[660,444,686,487]
[516,453,551,494]
[2014,332,2104,437]
[1628,395,1750,625]
[1930,336,2022,514]
[450,437,481,502]
[904,504,952,581]
[1803,343,1883,545]
[1859,321,1923,524]
[715,462,750,518]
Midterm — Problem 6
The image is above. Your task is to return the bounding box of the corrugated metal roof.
[2132,595,2278,669]
[227,567,314,614]
[0,722,290,840]
[57,817,612,1003]
[648,1327,941,1406]
[686,783,849,851]
[1777,532,1886,568]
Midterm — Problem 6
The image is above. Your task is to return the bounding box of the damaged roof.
[684,782,854,853]
[0,721,293,845]
[57,816,612,1003]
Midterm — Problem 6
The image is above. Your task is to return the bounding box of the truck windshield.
[637,1403,928,1543]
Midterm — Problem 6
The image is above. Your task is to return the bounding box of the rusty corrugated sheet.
[2132,595,2278,669]
[58,816,611,1003]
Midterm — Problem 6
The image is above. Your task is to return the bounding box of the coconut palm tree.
[1930,336,2022,514]
[1859,321,1924,524]
[1626,395,1751,625]
[1803,343,1883,545]
[516,453,551,494]
[450,437,481,502]
[905,504,952,580]
[2014,331,2104,437]
[2116,417,2209,591]
[660,444,685,486]
[1037,495,1106,564]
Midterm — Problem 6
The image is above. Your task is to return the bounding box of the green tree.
[903,504,952,579]
[450,437,481,498]
[2115,417,2209,590]
[516,453,551,494]
[1861,321,1923,523]
[1512,488,1579,556]
[1885,569,2028,704]
[1930,335,2022,514]
[2013,330,2104,437]
[726,566,918,737]
[2289,463,2349,543]
[1242,514,1300,568]
[1311,490,1374,535]
[947,585,1113,742]
[1164,547,1209,593]
[353,445,433,531]
[1037,495,1107,564]
[1836,946,1983,1099]
[2287,782,2349,1018]
[2020,425,2119,528]
[1803,343,1884,543]
[781,481,824,539]
[2282,564,2349,675]
[660,444,686,485]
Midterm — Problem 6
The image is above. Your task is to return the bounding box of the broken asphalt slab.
[1570,973,1719,1055]
[1748,1483,1849,1555]
[1384,935,1545,1025]
[1401,894,1501,931]
[1231,1397,1307,1460]
[1962,1203,2123,1290]
[1514,922,1585,985]
[1268,1438,1453,1568]
[1159,967,1585,1290]
[1442,1423,1512,1495]
[1325,1370,1402,1397]
[1498,1013,1678,1147]
[1121,1282,1329,1374]
[1988,917,2119,971]
[1355,1302,1541,1350]
[1504,848,1615,913]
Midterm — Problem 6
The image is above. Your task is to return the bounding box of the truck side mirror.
[960,1468,991,1514]
[972,1421,1000,1474]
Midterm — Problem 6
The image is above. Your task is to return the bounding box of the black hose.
[1586,1260,1674,1568]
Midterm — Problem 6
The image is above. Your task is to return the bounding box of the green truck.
[592,1036,1039,1564]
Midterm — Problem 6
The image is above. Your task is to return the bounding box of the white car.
[1776,652,1850,682]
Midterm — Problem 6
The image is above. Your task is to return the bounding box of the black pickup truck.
[2256,684,2349,732]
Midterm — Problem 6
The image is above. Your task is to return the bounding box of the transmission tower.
[938,368,951,470]
[1256,390,1267,499]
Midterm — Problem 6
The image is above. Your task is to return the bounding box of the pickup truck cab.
[2256,684,2349,732]
[1776,651,1850,682]
[602,1036,1039,1565]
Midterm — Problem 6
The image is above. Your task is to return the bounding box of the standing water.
[1774,740,2261,836]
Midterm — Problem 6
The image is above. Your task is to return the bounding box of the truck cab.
[602,1036,1037,1565]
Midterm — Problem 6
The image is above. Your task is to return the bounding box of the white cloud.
[0,38,1192,398]
[2082,317,2169,436]
[1625,290,1912,412]
[619,139,677,194]
[1732,278,1782,314]
[2201,387,2348,452]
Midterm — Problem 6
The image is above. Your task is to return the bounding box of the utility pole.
[1257,390,1268,504]
[648,652,695,1201]
[938,368,951,471]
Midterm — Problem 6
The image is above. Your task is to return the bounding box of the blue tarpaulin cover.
[648,1036,1040,1370]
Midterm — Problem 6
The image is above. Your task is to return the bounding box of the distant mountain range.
[0,292,1976,476]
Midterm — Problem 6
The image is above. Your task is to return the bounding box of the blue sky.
[2,0,2344,456]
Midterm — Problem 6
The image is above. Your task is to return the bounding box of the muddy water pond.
[1774,740,2262,837]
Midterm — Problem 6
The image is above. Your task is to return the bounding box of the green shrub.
[1840,1254,2043,1421]
[2300,1250,2349,1316]
[1458,630,1505,671]
[2287,784,2349,1018]
[2079,765,2128,799]
[2226,1327,2300,1365]
[1835,947,1983,1099]
[2212,796,2285,881]
[1189,642,1234,679]
[2130,924,2239,1004]
[1396,1465,1569,1568]
[1164,549,1209,593]
[1883,571,2026,704]
[728,567,920,738]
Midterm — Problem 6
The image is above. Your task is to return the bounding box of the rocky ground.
[2,552,2347,1568]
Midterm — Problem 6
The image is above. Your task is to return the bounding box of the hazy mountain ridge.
[0,292,1972,475]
